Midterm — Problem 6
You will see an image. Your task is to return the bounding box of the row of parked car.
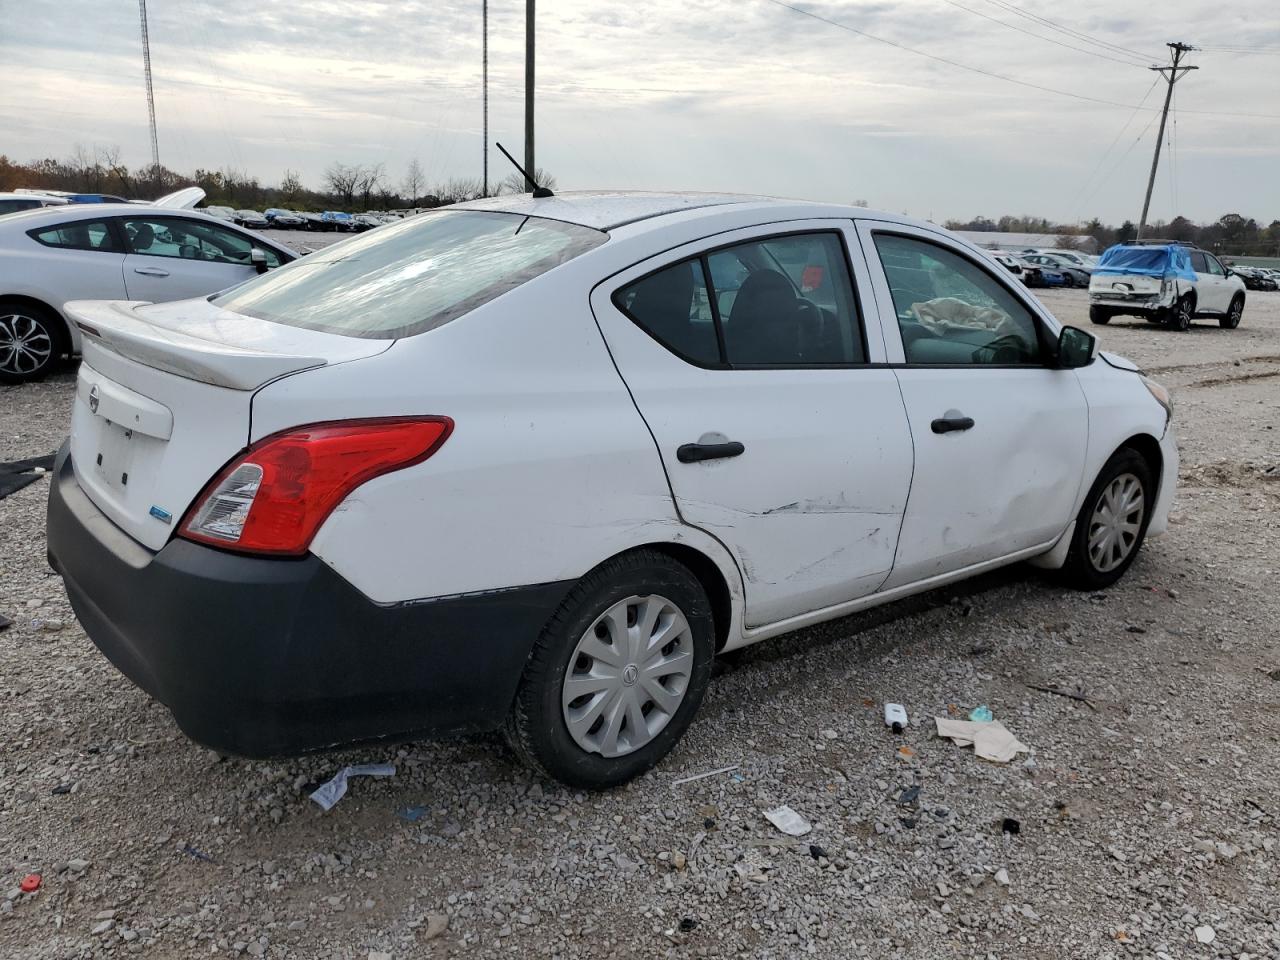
[985,248,1098,289]
[201,206,404,233]
[1227,264,1280,291]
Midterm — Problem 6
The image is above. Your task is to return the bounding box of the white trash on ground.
[764,805,812,837]
[309,763,397,811]
[934,717,1029,763]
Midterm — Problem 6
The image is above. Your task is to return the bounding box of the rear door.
[856,221,1088,587]
[591,221,914,628]
[119,215,285,302]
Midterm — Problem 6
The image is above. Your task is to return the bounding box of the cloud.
[1,0,1277,222]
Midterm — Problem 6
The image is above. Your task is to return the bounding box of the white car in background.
[46,193,1177,788]
[0,191,295,382]
[0,192,69,216]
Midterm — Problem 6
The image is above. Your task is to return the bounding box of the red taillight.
[179,417,453,556]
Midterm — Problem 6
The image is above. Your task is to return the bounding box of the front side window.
[1204,254,1225,276]
[874,233,1044,366]
[214,210,605,339]
[122,217,283,268]
[28,219,120,253]
[615,231,865,368]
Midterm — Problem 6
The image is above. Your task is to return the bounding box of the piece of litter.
[1001,817,1021,836]
[181,844,214,863]
[808,844,827,860]
[884,702,908,733]
[896,745,915,759]
[764,805,812,837]
[672,764,740,786]
[897,785,921,806]
[309,763,396,811]
[397,805,428,823]
[1194,925,1215,944]
[968,704,993,723]
[20,874,41,893]
[934,717,1029,763]
[0,613,11,632]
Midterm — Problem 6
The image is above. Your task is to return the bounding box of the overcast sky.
[2,0,1277,224]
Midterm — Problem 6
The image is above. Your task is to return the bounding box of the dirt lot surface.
[1,289,1278,959]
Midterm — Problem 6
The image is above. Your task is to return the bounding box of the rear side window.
[212,210,605,339]
[28,219,120,253]
[1190,251,1209,273]
[615,231,865,368]
[0,198,41,215]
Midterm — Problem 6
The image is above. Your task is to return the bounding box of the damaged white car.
[47,193,1177,788]
[1088,240,1246,331]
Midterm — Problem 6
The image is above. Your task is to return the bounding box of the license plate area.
[92,420,138,492]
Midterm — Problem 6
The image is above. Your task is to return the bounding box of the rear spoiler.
[66,300,325,391]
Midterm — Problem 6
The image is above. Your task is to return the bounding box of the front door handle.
[133,267,170,277]
[931,416,975,434]
[677,441,745,463]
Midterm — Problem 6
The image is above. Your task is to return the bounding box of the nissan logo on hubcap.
[88,385,99,414]
[622,664,639,686]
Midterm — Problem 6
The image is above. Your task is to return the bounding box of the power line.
[976,0,1157,63]
[763,0,1148,110]
[1077,106,1161,215]
[1073,76,1160,217]
[940,0,1150,68]
[1139,42,1196,238]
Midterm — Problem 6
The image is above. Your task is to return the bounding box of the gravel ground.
[1,289,1278,960]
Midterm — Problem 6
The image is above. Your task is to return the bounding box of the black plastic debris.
[0,613,11,633]
[703,817,716,831]
[1002,817,1021,836]
[808,844,828,860]
[0,453,56,501]
[679,918,698,933]
[897,785,921,806]
[898,816,917,829]
[51,784,72,796]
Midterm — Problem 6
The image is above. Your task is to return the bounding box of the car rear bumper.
[46,444,570,758]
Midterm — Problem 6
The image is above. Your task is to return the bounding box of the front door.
[856,222,1089,588]
[591,221,914,628]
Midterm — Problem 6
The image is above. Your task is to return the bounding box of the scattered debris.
[679,917,698,933]
[896,745,916,760]
[1125,625,1147,634]
[1194,925,1216,944]
[968,704,993,723]
[397,806,428,823]
[1024,682,1098,711]
[672,764,740,786]
[1001,817,1021,836]
[897,785,921,806]
[0,453,57,501]
[884,702,908,733]
[19,875,40,893]
[808,844,827,860]
[934,717,1029,764]
[309,763,396,811]
[0,613,11,633]
[764,805,812,837]
[51,784,72,795]
[181,844,214,863]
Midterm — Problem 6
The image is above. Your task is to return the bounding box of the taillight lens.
[179,417,452,556]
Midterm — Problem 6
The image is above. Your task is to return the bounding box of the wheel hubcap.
[561,594,694,759]
[1087,473,1145,573]
[0,313,53,376]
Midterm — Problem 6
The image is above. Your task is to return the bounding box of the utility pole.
[1138,42,1197,239]
[138,0,161,181]
[482,0,488,196]
[524,0,536,190]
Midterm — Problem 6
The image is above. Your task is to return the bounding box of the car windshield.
[212,209,607,339]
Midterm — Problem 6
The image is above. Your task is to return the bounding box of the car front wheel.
[1220,295,1243,329]
[505,550,715,789]
[1062,448,1154,590]
[0,301,64,384]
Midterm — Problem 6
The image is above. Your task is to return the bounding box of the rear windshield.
[1097,247,1172,272]
[212,210,606,339]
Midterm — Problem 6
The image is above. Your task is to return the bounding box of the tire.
[1170,295,1193,331]
[1061,448,1155,590]
[0,300,65,384]
[1088,305,1111,325]
[504,549,715,789]
[1220,295,1243,329]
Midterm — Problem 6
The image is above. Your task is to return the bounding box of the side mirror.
[250,248,269,274]
[1057,325,1097,369]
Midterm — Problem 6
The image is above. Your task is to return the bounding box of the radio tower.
[139,0,161,177]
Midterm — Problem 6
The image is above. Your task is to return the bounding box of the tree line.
[0,146,556,213]
[945,213,1280,257]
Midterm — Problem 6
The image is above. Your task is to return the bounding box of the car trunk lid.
[65,298,393,550]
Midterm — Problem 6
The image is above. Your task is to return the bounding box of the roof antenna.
[495,141,554,198]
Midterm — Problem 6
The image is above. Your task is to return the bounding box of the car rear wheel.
[1220,295,1244,329]
[1170,295,1193,332]
[0,301,65,384]
[1088,306,1111,325]
[505,550,715,789]
[1061,448,1154,590]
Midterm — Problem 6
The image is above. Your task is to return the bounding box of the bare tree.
[498,167,556,196]
[356,163,386,211]
[280,169,303,205]
[402,158,425,206]
[324,162,362,207]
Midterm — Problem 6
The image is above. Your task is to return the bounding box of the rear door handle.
[931,416,975,434]
[677,441,745,463]
[133,267,170,277]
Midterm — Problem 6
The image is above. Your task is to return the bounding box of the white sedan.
[45,193,1177,788]
[0,196,296,382]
